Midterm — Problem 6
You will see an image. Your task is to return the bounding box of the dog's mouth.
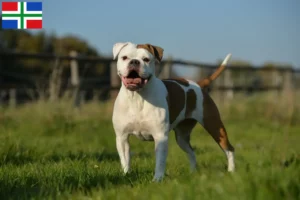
[121,70,151,91]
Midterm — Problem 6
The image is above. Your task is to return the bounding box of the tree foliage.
[1,30,99,56]
[0,17,101,73]
[0,19,106,95]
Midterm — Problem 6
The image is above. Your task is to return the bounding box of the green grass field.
[0,94,299,200]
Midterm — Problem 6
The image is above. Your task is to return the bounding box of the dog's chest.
[114,89,168,141]
[124,121,154,141]
[122,103,162,141]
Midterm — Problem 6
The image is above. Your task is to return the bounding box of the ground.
[0,95,299,199]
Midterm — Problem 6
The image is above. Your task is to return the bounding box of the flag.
[2,2,42,29]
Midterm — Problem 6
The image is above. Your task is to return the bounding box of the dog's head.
[113,42,164,91]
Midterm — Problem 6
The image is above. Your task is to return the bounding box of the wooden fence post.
[49,58,62,102]
[110,61,120,99]
[224,69,233,100]
[158,57,172,79]
[271,69,281,96]
[238,70,245,94]
[69,51,81,108]
[211,69,223,104]
[282,69,293,94]
[281,69,295,123]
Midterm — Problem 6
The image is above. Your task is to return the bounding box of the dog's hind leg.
[174,119,198,171]
[200,90,235,172]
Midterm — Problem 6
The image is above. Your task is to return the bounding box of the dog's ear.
[137,44,164,62]
[113,42,129,60]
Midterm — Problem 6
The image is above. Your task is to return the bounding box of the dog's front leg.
[116,134,130,174]
[153,135,168,182]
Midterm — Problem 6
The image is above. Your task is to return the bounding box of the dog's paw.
[123,168,130,174]
[228,167,235,172]
[152,175,165,182]
[152,177,163,182]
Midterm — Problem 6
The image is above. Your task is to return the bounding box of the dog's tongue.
[122,77,144,89]
[125,77,142,85]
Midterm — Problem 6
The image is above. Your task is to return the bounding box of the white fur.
[112,75,170,181]
[225,150,235,172]
[113,42,129,60]
[112,42,234,181]
[114,42,155,80]
[222,53,232,66]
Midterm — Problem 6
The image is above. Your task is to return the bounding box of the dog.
[112,42,235,181]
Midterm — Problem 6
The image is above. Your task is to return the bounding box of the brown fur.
[162,63,233,152]
[162,80,185,124]
[137,44,164,62]
[185,89,197,118]
[197,62,227,88]
[201,89,234,151]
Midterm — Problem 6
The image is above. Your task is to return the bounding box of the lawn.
[0,94,299,200]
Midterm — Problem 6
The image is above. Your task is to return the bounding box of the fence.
[0,51,300,107]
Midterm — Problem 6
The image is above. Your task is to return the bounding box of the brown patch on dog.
[162,80,185,124]
[201,89,234,151]
[185,89,197,118]
[137,44,164,62]
[163,78,190,87]
[197,79,210,88]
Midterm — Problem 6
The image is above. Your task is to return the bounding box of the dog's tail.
[197,54,232,88]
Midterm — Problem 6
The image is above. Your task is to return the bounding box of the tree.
[1,30,100,70]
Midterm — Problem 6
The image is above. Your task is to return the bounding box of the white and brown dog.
[112,42,235,181]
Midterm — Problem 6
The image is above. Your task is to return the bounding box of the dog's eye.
[143,58,150,62]
[122,56,128,61]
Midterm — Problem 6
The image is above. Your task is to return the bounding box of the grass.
[0,93,300,200]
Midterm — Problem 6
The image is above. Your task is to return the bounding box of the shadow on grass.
[0,146,154,199]
[0,142,153,166]
[48,150,121,163]
[0,149,120,166]
[0,170,150,200]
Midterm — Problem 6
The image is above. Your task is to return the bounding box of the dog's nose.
[129,59,140,66]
